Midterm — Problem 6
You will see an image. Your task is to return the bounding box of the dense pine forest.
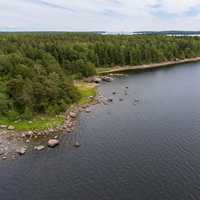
[1,32,200,120]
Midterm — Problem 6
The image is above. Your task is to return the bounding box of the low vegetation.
[0,115,64,132]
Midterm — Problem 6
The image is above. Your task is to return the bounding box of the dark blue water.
[1,63,200,200]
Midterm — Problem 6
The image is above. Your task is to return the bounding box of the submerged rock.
[107,97,113,102]
[134,98,140,102]
[74,141,81,148]
[103,101,109,105]
[48,139,59,148]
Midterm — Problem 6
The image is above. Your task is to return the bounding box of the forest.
[1,32,200,120]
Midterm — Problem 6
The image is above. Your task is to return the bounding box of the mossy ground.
[0,82,97,132]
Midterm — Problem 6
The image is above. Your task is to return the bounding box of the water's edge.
[99,56,200,74]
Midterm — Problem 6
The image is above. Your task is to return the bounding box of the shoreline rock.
[16,147,26,155]
[34,145,45,151]
[102,76,113,82]
[69,112,77,118]
[48,139,59,148]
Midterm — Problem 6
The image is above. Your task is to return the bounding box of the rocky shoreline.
[0,75,117,160]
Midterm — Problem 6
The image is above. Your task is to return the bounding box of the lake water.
[1,62,200,200]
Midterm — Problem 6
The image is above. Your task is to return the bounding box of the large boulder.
[48,139,59,148]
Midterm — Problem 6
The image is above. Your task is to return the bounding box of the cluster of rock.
[0,111,79,159]
[1,97,96,158]
[84,76,114,84]
[97,85,141,105]
[13,139,59,157]
[15,139,60,157]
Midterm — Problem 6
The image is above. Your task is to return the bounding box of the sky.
[1,0,200,31]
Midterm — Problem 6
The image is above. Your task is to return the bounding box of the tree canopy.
[1,32,200,119]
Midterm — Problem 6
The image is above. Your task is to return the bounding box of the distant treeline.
[132,31,200,36]
[1,33,200,119]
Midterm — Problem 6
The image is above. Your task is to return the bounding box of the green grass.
[76,82,97,105]
[0,82,97,132]
[0,115,64,132]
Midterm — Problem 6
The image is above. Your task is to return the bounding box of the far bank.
[98,57,200,75]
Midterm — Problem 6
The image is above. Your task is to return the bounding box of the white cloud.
[160,0,200,14]
[0,0,200,31]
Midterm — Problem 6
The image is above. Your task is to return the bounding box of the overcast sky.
[1,0,200,31]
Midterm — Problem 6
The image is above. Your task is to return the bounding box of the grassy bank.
[75,81,97,105]
[0,115,65,132]
[0,82,97,132]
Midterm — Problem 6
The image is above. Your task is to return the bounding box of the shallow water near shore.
[1,62,200,200]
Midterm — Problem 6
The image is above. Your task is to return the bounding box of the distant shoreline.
[99,57,200,75]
